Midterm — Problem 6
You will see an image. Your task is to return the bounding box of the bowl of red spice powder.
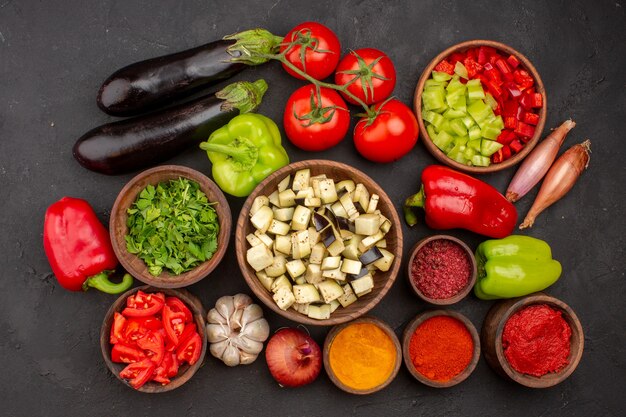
[481,292,584,388]
[407,235,477,305]
[402,310,480,388]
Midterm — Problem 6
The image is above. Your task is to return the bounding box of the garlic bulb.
[206,294,270,366]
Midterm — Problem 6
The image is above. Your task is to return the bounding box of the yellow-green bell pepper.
[200,113,289,197]
[474,235,562,300]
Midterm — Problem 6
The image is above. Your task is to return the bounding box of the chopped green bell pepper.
[474,235,562,300]
[200,114,289,197]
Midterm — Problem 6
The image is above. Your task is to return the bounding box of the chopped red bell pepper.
[504,116,518,129]
[516,105,526,120]
[483,63,502,84]
[497,130,517,145]
[463,57,483,79]
[523,112,539,126]
[514,121,535,138]
[449,52,466,64]
[502,100,518,117]
[513,69,534,90]
[530,93,543,108]
[509,139,525,154]
[435,59,455,75]
[466,48,477,61]
[507,54,520,69]
[477,47,488,64]
[491,144,512,164]
[505,82,522,99]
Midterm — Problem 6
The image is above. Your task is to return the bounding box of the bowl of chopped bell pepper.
[109,165,232,288]
[414,40,547,173]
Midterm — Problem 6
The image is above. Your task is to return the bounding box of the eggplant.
[97,29,281,116]
[73,79,267,175]
[312,212,331,232]
[359,247,384,265]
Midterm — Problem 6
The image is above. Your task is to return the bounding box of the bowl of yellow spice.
[323,317,401,394]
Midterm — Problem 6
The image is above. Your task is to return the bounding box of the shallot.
[506,120,576,202]
[520,140,591,229]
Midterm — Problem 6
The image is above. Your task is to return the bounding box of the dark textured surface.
[1,0,625,416]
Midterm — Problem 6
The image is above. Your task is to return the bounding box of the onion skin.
[506,120,576,202]
[519,140,591,229]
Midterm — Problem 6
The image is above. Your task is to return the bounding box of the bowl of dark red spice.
[481,292,584,388]
[402,310,480,388]
[407,235,477,305]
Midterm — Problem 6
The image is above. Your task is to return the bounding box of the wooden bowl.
[235,160,403,326]
[402,309,480,388]
[414,40,547,174]
[481,292,584,388]
[110,165,231,288]
[323,316,402,394]
[406,235,477,305]
[100,285,207,393]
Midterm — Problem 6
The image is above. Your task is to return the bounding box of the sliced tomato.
[162,305,186,347]
[110,312,127,344]
[119,358,156,389]
[152,353,173,385]
[137,330,165,366]
[165,297,193,323]
[176,322,197,349]
[123,317,162,345]
[111,343,146,364]
[166,353,180,377]
[176,333,202,365]
[123,291,165,318]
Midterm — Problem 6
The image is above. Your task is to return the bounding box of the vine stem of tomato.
[258,52,378,119]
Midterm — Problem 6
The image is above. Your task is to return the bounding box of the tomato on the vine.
[354,99,419,163]
[335,48,396,105]
[283,84,350,151]
[280,22,341,80]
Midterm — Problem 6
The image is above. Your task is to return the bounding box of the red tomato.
[335,48,396,105]
[280,22,341,80]
[152,353,174,385]
[162,305,186,347]
[111,343,146,364]
[119,358,156,389]
[354,99,419,163]
[284,84,350,151]
[165,297,193,323]
[137,330,165,366]
[122,291,165,317]
[176,333,202,366]
[110,312,127,344]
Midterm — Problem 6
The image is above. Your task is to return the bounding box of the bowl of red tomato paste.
[414,40,547,173]
[100,285,207,392]
[481,292,584,388]
[407,235,477,305]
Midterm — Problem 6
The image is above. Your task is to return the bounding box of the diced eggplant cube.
[351,274,374,296]
[337,285,358,307]
[330,201,349,218]
[285,259,306,279]
[250,196,269,217]
[329,299,340,313]
[318,179,338,204]
[354,213,381,236]
[335,179,356,194]
[307,304,331,320]
[268,190,280,207]
[307,227,321,248]
[339,191,359,220]
[291,230,311,259]
[326,233,345,257]
[293,169,311,191]
[358,231,385,253]
[273,207,295,222]
[265,255,287,277]
[341,235,363,261]
[304,197,321,207]
[309,243,326,265]
[347,266,370,281]
[278,189,296,207]
[366,194,379,213]
[373,248,395,272]
[295,187,314,199]
[292,303,309,315]
[268,219,290,235]
[246,233,263,247]
[246,244,274,272]
[293,284,321,304]
[321,256,341,270]
[294,276,307,285]
[274,235,292,256]
[317,280,344,303]
[304,263,324,284]
[375,239,387,248]
[254,231,274,248]
[340,259,362,275]
[256,271,274,292]
[291,205,312,231]
[322,266,346,281]
[250,205,273,233]
[312,212,331,232]
[271,274,292,293]
[359,246,384,265]
[273,287,295,310]
[277,175,291,192]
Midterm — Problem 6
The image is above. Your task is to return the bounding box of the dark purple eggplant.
[74,80,267,175]
[359,247,383,265]
[97,29,281,117]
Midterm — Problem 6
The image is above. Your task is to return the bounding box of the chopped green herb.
[125,178,219,276]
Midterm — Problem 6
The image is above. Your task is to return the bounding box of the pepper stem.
[217,79,268,114]
[223,29,283,65]
[403,187,425,226]
[83,271,133,294]
[199,138,259,172]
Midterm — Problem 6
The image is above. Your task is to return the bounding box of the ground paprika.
[409,315,473,382]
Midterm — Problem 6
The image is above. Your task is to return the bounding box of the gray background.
[1,0,625,416]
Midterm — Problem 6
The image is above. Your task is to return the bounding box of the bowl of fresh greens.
[110,165,231,288]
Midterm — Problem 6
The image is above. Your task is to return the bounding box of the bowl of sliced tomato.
[414,40,547,173]
[100,285,207,392]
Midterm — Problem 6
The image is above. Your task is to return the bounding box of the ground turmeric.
[328,322,397,391]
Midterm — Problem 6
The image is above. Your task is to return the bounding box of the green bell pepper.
[200,114,289,197]
[474,235,562,300]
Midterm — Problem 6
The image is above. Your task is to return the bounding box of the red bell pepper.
[403,166,517,238]
[43,197,132,293]
[434,60,455,75]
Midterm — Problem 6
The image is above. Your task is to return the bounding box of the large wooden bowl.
[481,292,584,388]
[100,285,207,393]
[323,316,402,395]
[406,235,477,305]
[110,165,231,288]
[414,40,547,174]
[235,160,403,326]
[402,309,480,388]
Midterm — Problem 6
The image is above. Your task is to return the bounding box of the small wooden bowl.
[235,160,403,326]
[414,40,547,174]
[402,309,480,388]
[481,292,584,388]
[323,316,402,395]
[406,235,477,305]
[100,285,207,393]
[110,165,231,288]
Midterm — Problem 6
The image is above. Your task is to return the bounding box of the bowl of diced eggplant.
[235,160,403,326]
